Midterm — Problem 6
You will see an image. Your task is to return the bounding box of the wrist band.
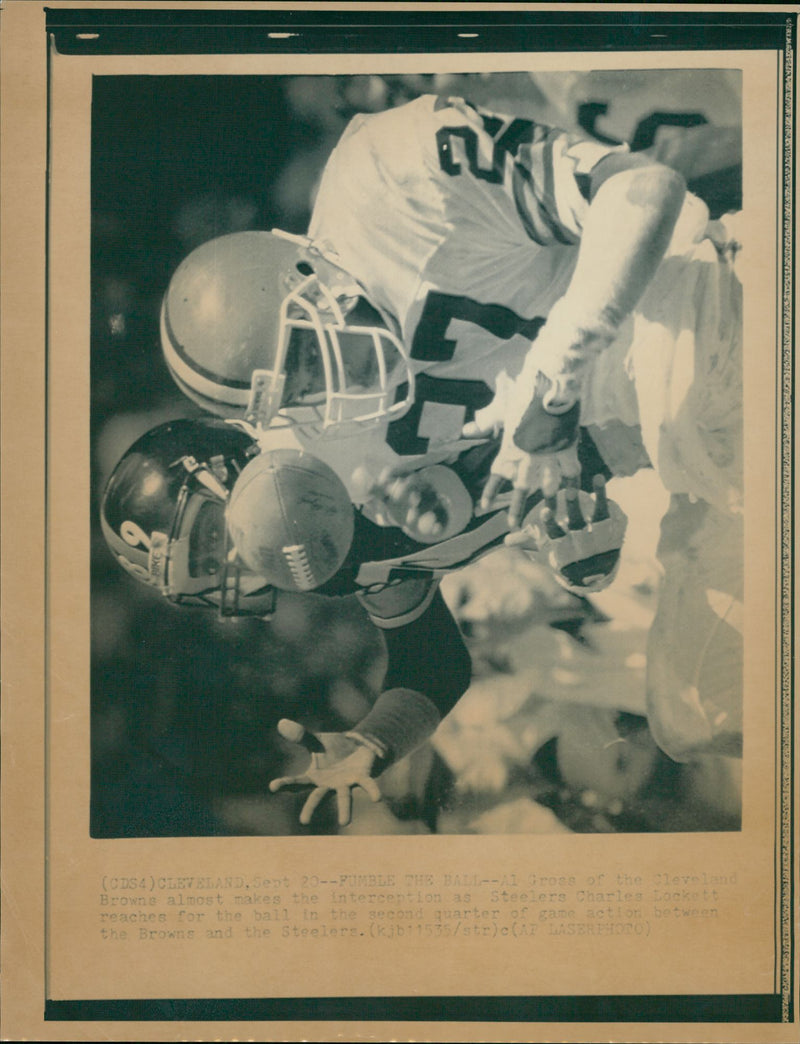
[351,687,442,766]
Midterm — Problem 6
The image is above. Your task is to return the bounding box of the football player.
[100,417,627,827]
[161,95,734,520]
[157,95,743,792]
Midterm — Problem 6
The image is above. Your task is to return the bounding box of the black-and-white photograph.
[3,1,798,1036]
[90,67,745,840]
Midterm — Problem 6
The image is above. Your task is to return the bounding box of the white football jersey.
[290,95,739,519]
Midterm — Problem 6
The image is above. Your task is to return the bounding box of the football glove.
[505,475,628,594]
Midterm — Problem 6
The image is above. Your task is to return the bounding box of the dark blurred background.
[90,71,743,838]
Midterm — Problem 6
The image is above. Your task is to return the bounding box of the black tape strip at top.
[45,8,792,56]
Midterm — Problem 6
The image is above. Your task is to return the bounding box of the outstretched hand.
[462,373,581,528]
[269,719,381,827]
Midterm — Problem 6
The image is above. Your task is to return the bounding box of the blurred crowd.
[91,70,743,837]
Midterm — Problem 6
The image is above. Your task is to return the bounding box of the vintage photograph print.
[2,2,794,1039]
[91,67,746,840]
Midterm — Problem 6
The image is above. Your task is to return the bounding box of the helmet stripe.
[160,299,251,404]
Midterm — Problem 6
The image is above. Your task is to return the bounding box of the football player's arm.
[270,585,472,826]
[478,153,687,523]
[352,583,473,748]
[524,151,688,377]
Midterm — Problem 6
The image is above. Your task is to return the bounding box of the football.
[226,449,355,592]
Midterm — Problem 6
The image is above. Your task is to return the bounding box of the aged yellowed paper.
[2,2,798,1042]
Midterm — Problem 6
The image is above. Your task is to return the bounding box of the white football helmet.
[160,230,415,436]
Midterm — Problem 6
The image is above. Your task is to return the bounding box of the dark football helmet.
[160,230,415,435]
[100,418,276,616]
